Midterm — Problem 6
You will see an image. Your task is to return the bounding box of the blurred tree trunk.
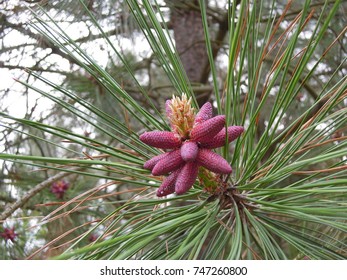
[168,0,240,106]
[169,0,209,105]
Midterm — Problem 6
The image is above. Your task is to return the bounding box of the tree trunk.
[169,1,209,105]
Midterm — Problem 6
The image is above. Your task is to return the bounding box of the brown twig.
[0,168,80,222]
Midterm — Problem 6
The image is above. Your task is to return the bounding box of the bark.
[168,1,241,106]
[170,1,208,83]
[169,1,209,105]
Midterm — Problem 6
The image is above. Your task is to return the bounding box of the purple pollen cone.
[201,126,244,149]
[140,131,181,149]
[194,102,212,125]
[151,149,184,176]
[175,162,199,195]
[143,152,169,170]
[197,149,232,174]
[190,115,226,143]
[0,227,17,242]
[180,141,198,162]
[139,97,244,197]
[156,169,181,197]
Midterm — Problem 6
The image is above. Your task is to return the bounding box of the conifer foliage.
[0,0,346,259]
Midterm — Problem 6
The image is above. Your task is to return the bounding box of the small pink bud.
[180,141,199,162]
[196,149,232,174]
[88,234,98,243]
[175,162,199,195]
[194,102,213,125]
[51,180,69,199]
[140,131,181,149]
[152,149,184,176]
[190,115,225,143]
[201,126,244,149]
[156,169,181,197]
[0,227,17,242]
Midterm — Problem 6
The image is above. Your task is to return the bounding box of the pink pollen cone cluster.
[140,100,244,196]
[50,180,69,199]
[0,227,17,242]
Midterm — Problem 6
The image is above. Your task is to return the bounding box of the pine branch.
[0,62,72,75]
[1,13,79,65]
[0,168,79,221]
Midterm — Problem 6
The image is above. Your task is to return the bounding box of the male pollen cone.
[196,149,232,174]
[140,131,181,149]
[156,169,181,197]
[175,162,199,195]
[190,115,226,143]
[139,96,244,197]
[194,102,212,125]
[180,141,199,162]
[151,149,184,176]
[201,126,245,149]
[143,152,169,170]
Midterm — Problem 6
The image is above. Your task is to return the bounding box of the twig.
[0,168,79,221]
